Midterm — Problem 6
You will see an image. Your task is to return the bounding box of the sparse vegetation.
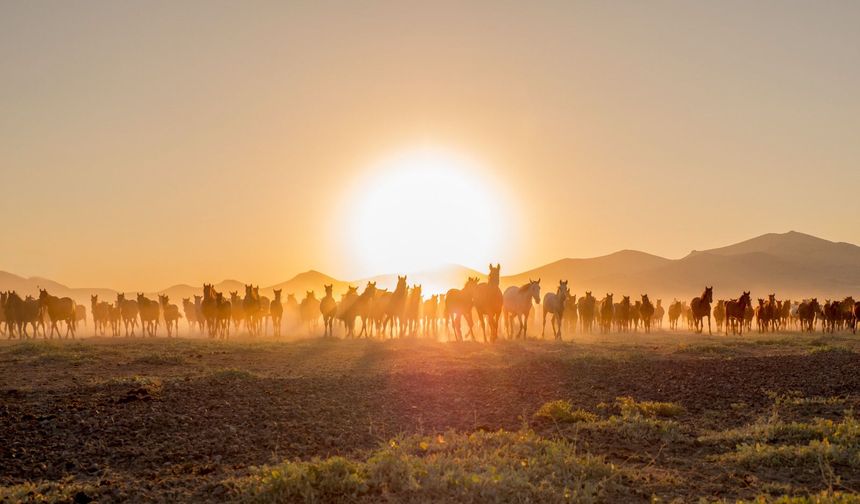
[230,429,620,503]
[614,396,686,419]
[534,400,598,424]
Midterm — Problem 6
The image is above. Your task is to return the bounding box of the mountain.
[2,231,859,306]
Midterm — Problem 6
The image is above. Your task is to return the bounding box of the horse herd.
[2,266,860,341]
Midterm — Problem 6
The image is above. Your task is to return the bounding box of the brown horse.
[320,284,338,337]
[713,300,726,332]
[640,294,655,333]
[5,291,43,339]
[446,277,479,342]
[577,292,596,333]
[159,294,181,337]
[563,294,578,334]
[381,276,409,338]
[599,294,614,334]
[300,291,321,333]
[422,294,440,338]
[91,295,112,336]
[137,293,161,337]
[243,285,262,336]
[201,284,220,338]
[39,289,76,338]
[352,282,377,338]
[690,286,713,334]
[270,289,284,338]
[724,291,752,336]
[216,292,232,339]
[473,264,503,343]
[404,285,423,337]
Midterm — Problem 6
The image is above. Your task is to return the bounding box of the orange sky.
[2,1,860,292]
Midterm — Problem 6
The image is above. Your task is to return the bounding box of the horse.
[640,295,655,333]
[335,286,359,338]
[137,293,161,337]
[91,295,112,336]
[259,294,271,335]
[599,294,614,334]
[667,299,682,330]
[446,277,479,342]
[270,289,284,338]
[713,300,726,332]
[201,284,219,338]
[354,282,377,338]
[615,296,631,333]
[724,291,752,336]
[422,294,440,338]
[541,280,569,340]
[159,294,181,337]
[216,292,232,339]
[183,298,201,334]
[690,286,714,335]
[38,289,76,339]
[578,292,596,333]
[503,279,541,339]
[853,301,860,335]
[230,291,246,332]
[563,294,578,334]
[300,291,321,333]
[473,264,503,343]
[320,284,338,338]
[381,276,408,338]
[243,285,262,336]
[75,304,87,329]
[404,285,423,337]
[285,293,300,332]
[5,291,42,339]
[653,299,664,329]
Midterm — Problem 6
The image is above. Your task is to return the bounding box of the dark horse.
[724,291,752,336]
[690,286,714,335]
[446,277,479,342]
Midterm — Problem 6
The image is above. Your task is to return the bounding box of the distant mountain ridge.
[2,231,859,307]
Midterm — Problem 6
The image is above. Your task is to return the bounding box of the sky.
[2,1,859,292]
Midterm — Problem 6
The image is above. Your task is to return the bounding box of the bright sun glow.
[347,147,507,277]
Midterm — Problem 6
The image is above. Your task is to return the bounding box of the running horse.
[541,279,570,340]
[503,279,541,339]
[690,286,714,335]
[473,264,503,343]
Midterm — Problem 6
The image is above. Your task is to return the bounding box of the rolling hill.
[2,231,858,308]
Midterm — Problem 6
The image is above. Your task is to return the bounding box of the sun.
[345,146,508,277]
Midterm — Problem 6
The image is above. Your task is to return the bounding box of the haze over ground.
[2,2,859,290]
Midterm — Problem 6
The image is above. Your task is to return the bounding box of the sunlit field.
[2,328,859,502]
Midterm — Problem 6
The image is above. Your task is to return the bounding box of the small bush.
[534,400,598,424]
[230,429,619,503]
[615,396,686,419]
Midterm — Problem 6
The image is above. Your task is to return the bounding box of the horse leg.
[707,314,712,336]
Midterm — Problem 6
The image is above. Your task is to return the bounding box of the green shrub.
[534,400,598,424]
[231,430,619,503]
[615,396,686,419]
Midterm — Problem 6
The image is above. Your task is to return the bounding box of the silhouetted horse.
[690,286,713,334]
[381,276,408,338]
[159,294,181,337]
[640,294,655,333]
[137,293,161,337]
[423,294,439,338]
[541,280,569,340]
[243,285,261,336]
[300,291,321,333]
[563,294,578,334]
[216,292,232,339]
[599,294,614,334]
[354,282,377,338]
[320,284,338,337]
[39,289,76,339]
[91,295,112,336]
[503,279,541,339]
[578,292,596,333]
[473,264,503,343]
[270,289,284,338]
[446,277,479,342]
[201,284,219,338]
[724,291,752,336]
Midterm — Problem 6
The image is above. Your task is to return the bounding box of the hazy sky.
[2,1,859,291]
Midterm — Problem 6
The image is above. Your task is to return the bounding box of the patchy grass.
[731,491,860,503]
[0,478,98,503]
[579,413,682,443]
[674,343,737,356]
[807,346,855,356]
[534,400,598,424]
[229,429,620,503]
[712,413,860,470]
[615,396,686,419]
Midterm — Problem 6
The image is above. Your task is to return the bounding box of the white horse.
[542,280,569,340]
[503,279,541,339]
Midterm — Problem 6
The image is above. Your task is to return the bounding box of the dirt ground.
[1,328,859,502]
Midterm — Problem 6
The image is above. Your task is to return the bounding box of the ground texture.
[1,330,860,502]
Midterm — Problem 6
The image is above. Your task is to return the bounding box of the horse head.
[273,289,282,301]
[704,286,714,303]
[324,284,333,297]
